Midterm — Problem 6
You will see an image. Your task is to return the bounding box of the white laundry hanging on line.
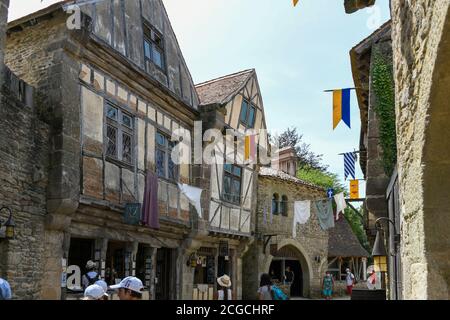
[293,201,311,238]
[178,183,203,218]
[334,192,347,220]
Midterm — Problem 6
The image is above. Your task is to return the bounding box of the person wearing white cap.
[110,276,144,300]
[95,280,110,300]
[216,275,232,300]
[82,284,108,301]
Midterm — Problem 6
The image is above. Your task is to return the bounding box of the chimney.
[271,146,298,177]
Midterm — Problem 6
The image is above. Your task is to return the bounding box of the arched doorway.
[266,242,312,298]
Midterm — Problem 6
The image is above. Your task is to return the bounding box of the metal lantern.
[0,207,15,240]
[372,227,388,272]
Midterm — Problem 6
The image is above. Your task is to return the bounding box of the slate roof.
[259,167,324,191]
[328,215,370,258]
[195,69,254,106]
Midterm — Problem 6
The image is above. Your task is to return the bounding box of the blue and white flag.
[344,152,357,180]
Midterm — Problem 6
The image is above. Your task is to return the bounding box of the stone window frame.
[239,98,256,129]
[155,131,179,183]
[143,20,166,73]
[104,101,135,167]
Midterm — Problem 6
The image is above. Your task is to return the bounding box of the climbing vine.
[371,46,397,176]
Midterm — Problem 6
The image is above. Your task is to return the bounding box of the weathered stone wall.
[242,176,328,299]
[365,41,393,242]
[392,0,450,300]
[0,71,49,299]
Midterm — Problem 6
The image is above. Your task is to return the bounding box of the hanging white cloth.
[293,201,311,238]
[178,183,203,218]
[334,192,347,220]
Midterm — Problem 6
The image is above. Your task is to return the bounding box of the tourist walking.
[82,260,100,290]
[284,266,294,286]
[322,272,334,300]
[110,276,144,300]
[82,284,108,300]
[216,275,232,300]
[0,278,12,300]
[345,268,355,296]
[257,273,273,300]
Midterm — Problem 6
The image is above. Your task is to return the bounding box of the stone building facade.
[391,0,450,300]
[347,0,450,300]
[242,147,329,299]
[350,21,393,244]
[0,0,264,300]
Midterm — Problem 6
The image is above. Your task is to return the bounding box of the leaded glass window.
[104,102,134,165]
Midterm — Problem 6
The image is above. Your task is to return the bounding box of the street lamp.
[0,207,15,240]
[371,217,399,289]
[372,229,387,272]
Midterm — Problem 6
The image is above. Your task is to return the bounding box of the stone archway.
[263,239,313,297]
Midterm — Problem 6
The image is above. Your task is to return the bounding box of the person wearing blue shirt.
[0,278,12,300]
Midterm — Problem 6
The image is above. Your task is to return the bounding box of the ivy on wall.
[371,46,397,176]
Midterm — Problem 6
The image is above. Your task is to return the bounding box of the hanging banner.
[333,89,351,129]
[293,0,300,6]
[350,180,359,199]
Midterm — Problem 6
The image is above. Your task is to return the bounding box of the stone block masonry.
[0,69,50,299]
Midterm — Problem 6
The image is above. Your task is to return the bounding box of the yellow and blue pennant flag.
[332,88,352,129]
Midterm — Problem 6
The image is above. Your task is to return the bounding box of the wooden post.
[362,258,367,281]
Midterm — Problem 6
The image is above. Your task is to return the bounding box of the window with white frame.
[105,102,134,165]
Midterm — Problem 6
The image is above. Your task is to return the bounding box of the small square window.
[122,114,133,128]
[107,105,118,120]
[157,133,166,146]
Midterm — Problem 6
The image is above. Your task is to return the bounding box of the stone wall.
[0,70,49,299]
[392,0,450,300]
[242,176,328,299]
[365,40,394,242]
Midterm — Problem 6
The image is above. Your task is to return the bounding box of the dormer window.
[239,99,256,128]
[143,22,165,71]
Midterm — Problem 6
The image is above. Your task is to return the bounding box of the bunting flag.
[344,152,357,180]
[245,134,257,161]
[293,0,300,6]
[333,88,351,129]
[350,180,359,199]
[334,193,347,221]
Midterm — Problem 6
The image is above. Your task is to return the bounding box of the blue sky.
[9,0,391,195]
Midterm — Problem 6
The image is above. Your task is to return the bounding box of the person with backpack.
[82,260,100,290]
[345,268,356,296]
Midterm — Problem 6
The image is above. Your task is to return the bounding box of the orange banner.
[350,180,359,199]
